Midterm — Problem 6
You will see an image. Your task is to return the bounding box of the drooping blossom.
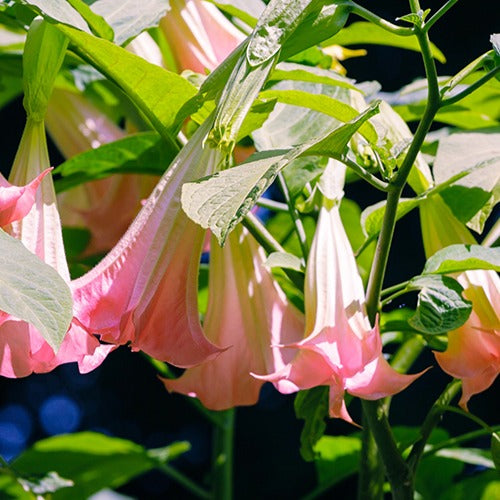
[160,0,246,73]
[420,195,499,409]
[163,226,304,410]
[0,119,114,378]
[46,88,158,256]
[71,118,223,367]
[0,169,50,226]
[257,162,421,422]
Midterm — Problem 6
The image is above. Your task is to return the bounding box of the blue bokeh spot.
[39,395,82,435]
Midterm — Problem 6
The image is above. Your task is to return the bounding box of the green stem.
[358,418,385,500]
[360,400,414,500]
[380,281,410,298]
[360,22,441,500]
[441,66,500,107]
[156,463,211,499]
[212,409,235,500]
[256,197,289,212]
[439,405,495,433]
[406,380,461,474]
[482,217,500,247]
[424,0,461,32]
[243,213,286,254]
[422,425,500,458]
[278,172,309,260]
[341,155,390,192]
[350,3,414,36]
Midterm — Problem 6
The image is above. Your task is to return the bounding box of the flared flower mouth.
[420,195,500,409]
[163,226,304,410]
[255,162,422,422]
[0,119,114,378]
[71,118,225,368]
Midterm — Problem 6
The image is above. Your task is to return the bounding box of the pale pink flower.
[71,119,223,367]
[160,0,245,73]
[0,120,114,378]
[0,169,51,226]
[420,196,499,408]
[163,226,304,410]
[46,88,158,256]
[257,165,421,422]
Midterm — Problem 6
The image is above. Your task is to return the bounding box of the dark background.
[0,1,498,498]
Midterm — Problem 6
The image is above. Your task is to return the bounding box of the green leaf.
[294,386,329,462]
[492,433,500,471]
[88,0,169,45]
[18,0,91,33]
[22,18,68,120]
[209,0,265,28]
[361,198,421,237]
[441,470,500,500]
[423,244,500,274]
[66,0,113,40]
[406,275,472,334]
[53,132,176,192]
[246,0,326,66]
[11,432,189,500]
[0,54,23,110]
[0,229,73,352]
[42,22,198,146]
[182,101,379,244]
[416,454,464,499]
[259,88,377,142]
[269,62,358,90]
[326,21,445,63]
[265,251,304,272]
[313,435,361,486]
[433,132,500,233]
[435,448,495,469]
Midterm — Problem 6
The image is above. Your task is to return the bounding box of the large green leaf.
[440,471,500,500]
[423,244,500,274]
[433,132,500,233]
[246,0,329,66]
[66,0,113,40]
[0,54,23,110]
[17,0,91,33]
[406,275,472,335]
[54,132,176,191]
[313,435,361,486]
[0,229,73,352]
[182,101,379,244]
[325,21,445,62]
[11,432,190,500]
[34,21,197,146]
[209,0,265,28]
[294,386,329,462]
[88,0,169,45]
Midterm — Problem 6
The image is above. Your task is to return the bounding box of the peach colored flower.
[420,195,499,408]
[163,226,304,409]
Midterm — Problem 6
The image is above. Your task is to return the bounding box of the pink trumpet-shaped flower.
[71,119,223,367]
[0,120,114,378]
[0,169,51,226]
[420,196,500,409]
[46,88,158,256]
[163,227,304,410]
[257,164,421,422]
[160,0,246,73]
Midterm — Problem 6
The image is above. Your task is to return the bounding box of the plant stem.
[257,197,289,212]
[358,418,384,500]
[406,380,461,474]
[360,19,441,500]
[156,462,212,499]
[441,66,500,107]
[350,3,414,36]
[341,155,390,191]
[360,400,414,500]
[278,172,310,260]
[212,409,235,500]
[243,213,286,255]
[482,217,500,247]
[422,424,500,458]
